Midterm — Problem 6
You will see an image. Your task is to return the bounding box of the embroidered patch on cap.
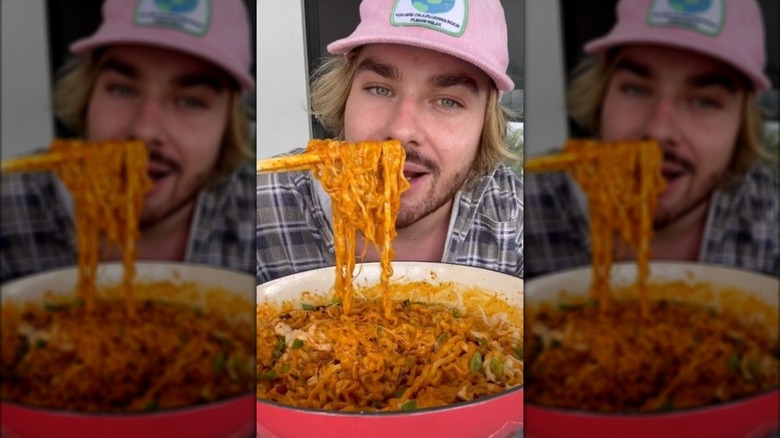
[647,0,724,36]
[134,0,211,36]
[391,0,468,37]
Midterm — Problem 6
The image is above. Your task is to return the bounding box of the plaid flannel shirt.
[256,157,523,284]
[524,162,779,278]
[1,158,256,283]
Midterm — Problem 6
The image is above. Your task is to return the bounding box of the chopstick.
[1,153,66,173]
[525,147,615,173]
[256,153,323,174]
[524,152,582,173]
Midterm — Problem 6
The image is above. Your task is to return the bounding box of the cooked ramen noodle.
[50,139,152,317]
[257,281,522,411]
[525,281,779,412]
[563,139,665,316]
[306,139,409,317]
[1,281,255,412]
[257,139,522,411]
[1,140,254,412]
[525,139,777,412]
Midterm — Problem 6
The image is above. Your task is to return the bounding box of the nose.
[384,95,422,147]
[128,96,164,145]
[642,95,679,146]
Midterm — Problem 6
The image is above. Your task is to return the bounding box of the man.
[1,0,256,282]
[524,0,778,278]
[256,0,523,283]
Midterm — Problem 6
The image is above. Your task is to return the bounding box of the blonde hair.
[567,52,770,183]
[52,54,252,180]
[309,49,515,179]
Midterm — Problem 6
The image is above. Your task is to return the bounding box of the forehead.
[355,44,492,87]
[611,44,747,86]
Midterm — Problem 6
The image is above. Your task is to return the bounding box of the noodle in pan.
[1,140,254,412]
[256,140,523,412]
[525,139,778,412]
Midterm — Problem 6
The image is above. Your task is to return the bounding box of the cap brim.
[71,32,255,91]
[328,34,515,92]
[585,32,771,92]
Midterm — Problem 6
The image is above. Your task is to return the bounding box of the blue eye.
[107,84,136,97]
[691,96,720,109]
[620,84,650,97]
[178,97,207,109]
[438,98,461,109]
[368,86,391,96]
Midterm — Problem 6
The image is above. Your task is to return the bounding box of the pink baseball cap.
[71,0,254,91]
[327,0,514,92]
[585,0,771,92]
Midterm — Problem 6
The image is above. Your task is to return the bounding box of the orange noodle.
[257,281,523,411]
[2,140,255,412]
[306,139,408,317]
[257,139,523,411]
[50,139,152,318]
[525,139,778,412]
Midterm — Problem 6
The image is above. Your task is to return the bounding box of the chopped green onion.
[469,351,483,373]
[475,337,489,347]
[376,326,384,336]
[401,400,417,410]
[490,358,505,379]
[281,363,291,373]
[395,386,407,398]
[258,370,277,380]
[557,302,583,311]
[213,352,226,373]
[301,303,316,311]
[434,333,449,352]
[292,339,304,349]
[273,336,286,358]
[726,353,740,374]
[512,347,523,360]
[43,302,68,311]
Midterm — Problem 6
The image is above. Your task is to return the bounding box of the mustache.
[147,149,180,172]
[403,148,439,175]
[662,149,693,171]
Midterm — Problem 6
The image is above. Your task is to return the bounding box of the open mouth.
[661,169,684,182]
[147,169,170,182]
[403,171,425,182]
[661,160,688,184]
[147,160,175,183]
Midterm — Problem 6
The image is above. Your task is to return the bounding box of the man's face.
[86,45,232,228]
[600,45,746,228]
[344,44,491,228]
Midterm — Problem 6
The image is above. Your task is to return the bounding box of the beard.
[139,168,210,230]
[653,166,722,230]
[395,149,470,229]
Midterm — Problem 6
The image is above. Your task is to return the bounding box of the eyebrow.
[428,73,480,94]
[99,58,226,93]
[614,57,739,93]
[356,58,399,81]
[357,57,480,94]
